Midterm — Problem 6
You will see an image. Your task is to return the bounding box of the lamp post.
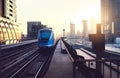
[63,29,65,37]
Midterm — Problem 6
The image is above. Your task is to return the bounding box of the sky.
[16,0,100,35]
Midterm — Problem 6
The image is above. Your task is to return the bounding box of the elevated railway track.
[0,40,58,78]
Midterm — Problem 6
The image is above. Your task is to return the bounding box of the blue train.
[38,28,54,49]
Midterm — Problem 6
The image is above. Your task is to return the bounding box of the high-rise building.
[70,22,75,37]
[82,20,88,38]
[0,0,4,16]
[27,21,46,39]
[101,0,120,42]
[1,0,17,22]
[0,0,21,45]
[90,17,97,34]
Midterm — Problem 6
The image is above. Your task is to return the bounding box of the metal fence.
[76,59,120,78]
[61,38,120,78]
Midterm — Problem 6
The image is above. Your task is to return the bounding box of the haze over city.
[16,0,100,35]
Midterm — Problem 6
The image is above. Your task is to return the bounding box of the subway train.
[38,28,55,50]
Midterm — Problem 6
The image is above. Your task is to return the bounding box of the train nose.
[42,38,49,43]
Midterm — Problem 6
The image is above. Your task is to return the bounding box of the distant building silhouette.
[0,0,21,45]
[90,17,97,34]
[101,0,120,42]
[70,22,75,37]
[82,20,88,38]
[27,21,46,39]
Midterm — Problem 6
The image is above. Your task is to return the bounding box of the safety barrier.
[61,38,120,78]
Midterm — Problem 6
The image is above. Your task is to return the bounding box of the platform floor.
[1,39,37,50]
[44,41,73,78]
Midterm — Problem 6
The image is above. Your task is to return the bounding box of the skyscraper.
[82,20,88,38]
[0,0,17,21]
[0,0,21,44]
[101,0,120,42]
[90,17,97,34]
[70,22,75,37]
[27,21,46,39]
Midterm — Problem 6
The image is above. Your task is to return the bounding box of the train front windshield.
[40,30,51,39]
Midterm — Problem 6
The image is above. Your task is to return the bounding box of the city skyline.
[16,0,100,35]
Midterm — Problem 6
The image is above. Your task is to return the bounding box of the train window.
[40,30,51,38]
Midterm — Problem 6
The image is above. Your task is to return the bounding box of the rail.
[0,40,59,78]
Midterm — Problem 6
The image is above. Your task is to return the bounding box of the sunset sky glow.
[16,0,100,35]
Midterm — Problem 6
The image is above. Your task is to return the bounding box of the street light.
[63,29,65,37]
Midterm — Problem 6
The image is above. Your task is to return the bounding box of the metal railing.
[61,38,120,78]
[76,59,120,78]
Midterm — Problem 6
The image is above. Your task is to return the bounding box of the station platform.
[44,40,84,78]
[44,41,74,78]
[1,39,37,50]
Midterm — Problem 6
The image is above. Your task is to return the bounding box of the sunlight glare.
[71,5,100,33]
